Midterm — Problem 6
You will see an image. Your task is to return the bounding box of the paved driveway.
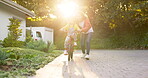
[30,50,148,78]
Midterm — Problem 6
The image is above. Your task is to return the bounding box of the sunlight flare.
[57,1,79,18]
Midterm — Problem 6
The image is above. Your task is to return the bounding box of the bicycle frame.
[67,37,74,61]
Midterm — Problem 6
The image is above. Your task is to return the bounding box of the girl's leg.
[74,34,77,46]
[64,36,69,55]
[86,32,92,55]
[64,48,68,55]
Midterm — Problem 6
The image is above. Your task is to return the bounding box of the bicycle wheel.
[67,39,74,61]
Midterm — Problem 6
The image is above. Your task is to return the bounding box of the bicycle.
[67,36,74,61]
[60,23,80,61]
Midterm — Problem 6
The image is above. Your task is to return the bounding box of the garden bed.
[0,47,62,78]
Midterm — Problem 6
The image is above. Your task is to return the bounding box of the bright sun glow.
[49,14,57,19]
[57,1,79,18]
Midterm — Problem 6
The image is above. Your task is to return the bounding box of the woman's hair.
[79,12,86,19]
[76,11,88,23]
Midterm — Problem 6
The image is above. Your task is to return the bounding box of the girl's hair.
[65,18,77,25]
[76,11,88,23]
[66,12,88,24]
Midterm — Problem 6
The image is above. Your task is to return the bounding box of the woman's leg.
[80,33,86,54]
[86,32,92,55]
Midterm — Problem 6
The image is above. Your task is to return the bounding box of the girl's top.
[60,24,80,37]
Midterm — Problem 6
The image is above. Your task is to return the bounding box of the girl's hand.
[77,29,82,33]
[60,28,67,32]
[60,28,63,31]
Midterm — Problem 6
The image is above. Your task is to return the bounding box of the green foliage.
[54,31,66,49]
[87,0,148,49]
[12,0,55,17]
[25,29,32,43]
[12,0,148,49]
[141,33,148,48]
[26,40,47,51]
[0,40,3,48]
[46,41,56,52]
[55,39,65,50]
[0,47,62,77]
[0,48,9,60]
[90,33,148,49]
[2,18,24,47]
[26,40,56,52]
[7,18,22,40]
[3,39,24,47]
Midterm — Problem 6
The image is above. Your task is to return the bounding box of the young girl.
[60,20,80,55]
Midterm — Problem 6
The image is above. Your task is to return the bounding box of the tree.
[12,0,148,48]
[12,0,57,17]
[3,18,24,47]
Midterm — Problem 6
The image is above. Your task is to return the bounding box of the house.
[26,27,54,43]
[0,0,35,41]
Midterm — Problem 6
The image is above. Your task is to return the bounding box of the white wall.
[26,27,54,43]
[0,3,26,41]
[44,27,54,43]
[28,27,45,39]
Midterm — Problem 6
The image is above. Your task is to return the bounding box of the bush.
[26,40,56,52]
[25,29,32,43]
[90,32,148,49]
[47,41,56,52]
[141,33,148,48]
[0,48,9,60]
[3,38,24,47]
[0,40,3,48]
[26,40,47,52]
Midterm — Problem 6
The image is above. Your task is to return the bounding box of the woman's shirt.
[79,20,94,34]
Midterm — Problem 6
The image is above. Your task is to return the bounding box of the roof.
[0,0,35,17]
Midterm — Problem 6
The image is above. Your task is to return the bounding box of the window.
[31,31,33,37]
[36,31,42,38]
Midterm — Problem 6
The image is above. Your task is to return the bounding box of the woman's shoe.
[85,54,89,60]
[81,54,86,58]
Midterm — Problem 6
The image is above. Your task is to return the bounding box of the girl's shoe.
[74,42,77,46]
[64,50,68,55]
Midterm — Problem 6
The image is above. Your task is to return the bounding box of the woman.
[79,13,94,60]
